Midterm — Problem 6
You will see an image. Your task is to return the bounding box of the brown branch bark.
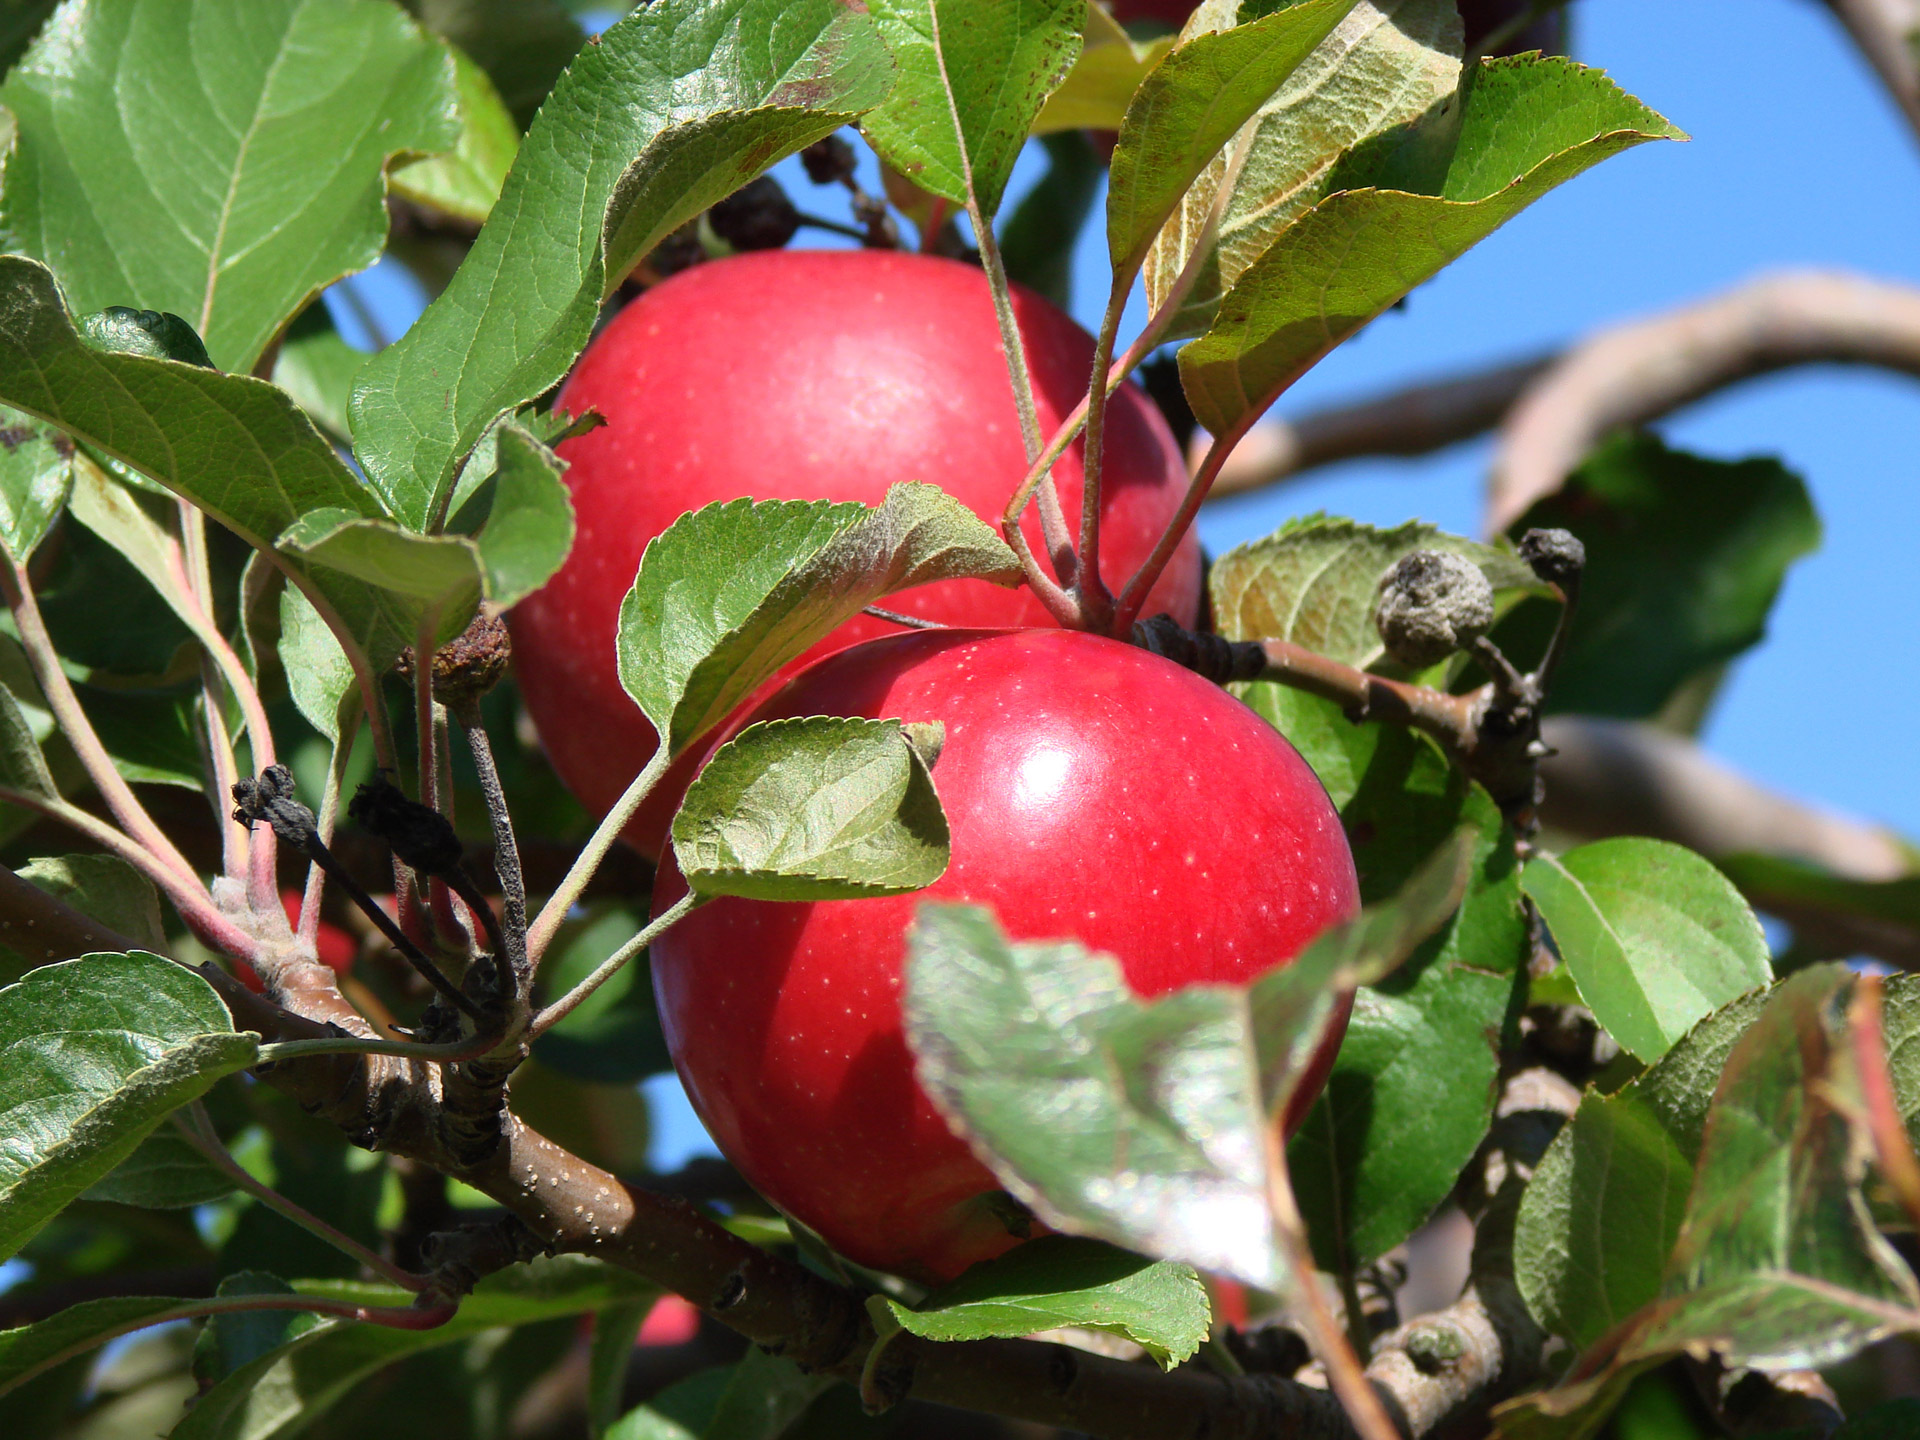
[1825,0,1920,142]
[1202,356,1551,499]
[1489,271,1920,530]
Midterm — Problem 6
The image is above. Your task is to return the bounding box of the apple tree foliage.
[0,2,1911,1438]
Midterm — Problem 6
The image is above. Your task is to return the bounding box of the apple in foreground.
[509,249,1201,857]
[649,629,1359,1281]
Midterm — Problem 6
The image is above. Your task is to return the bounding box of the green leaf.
[618,485,1018,761]
[350,0,893,531]
[277,510,484,655]
[673,716,950,902]
[0,402,71,559]
[1030,4,1174,134]
[1178,55,1682,438]
[883,1235,1209,1368]
[1514,989,1770,1352]
[0,952,259,1261]
[192,1274,322,1387]
[2,0,459,373]
[1522,838,1772,1064]
[0,680,56,803]
[1496,434,1821,719]
[589,1302,650,1439]
[0,256,419,668]
[1497,968,1920,1440]
[608,1348,828,1440]
[401,0,586,128]
[474,422,574,609]
[80,1128,233,1209]
[271,306,366,446]
[277,584,358,745]
[1210,514,1541,669]
[1104,0,1356,276]
[170,1257,660,1440]
[902,838,1469,1290]
[861,0,1082,221]
[390,43,519,225]
[1144,0,1461,340]
[0,1294,193,1400]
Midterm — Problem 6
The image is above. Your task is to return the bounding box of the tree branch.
[1825,0,1920,143]
[1490,271,1920,530]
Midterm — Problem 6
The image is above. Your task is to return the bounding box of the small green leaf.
[673,716,950,902]
[2,0,458,372]
[1514,989,1769,1351]
[1178,55,1681,438]
[170,1257,660,1440]
[0,952,259,1261]
[1144,0,1461,340]
[350,0,894,531]
[0,680,56,803]
[862,0,1083,221]
[1522,838,1772,1064]
[401,0,586,128]
[0,402,71,559]
[79,307,215,369]
[277,510,485,654]
[1104,0,1356,275]
[1210,514,1541,669]
[278,585,358,745]
[607,1348,827,1440]
[1497,434,1821,719]
[1030,5,1174,135]
[390,43,519,225]
[619,485,1018,761]
[884,1235,1209,1368]
[80,1128,233,1210]
[475,422,575,609]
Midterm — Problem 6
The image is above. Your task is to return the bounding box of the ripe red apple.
[649,629,1359,1281]
[508,249,1201,857]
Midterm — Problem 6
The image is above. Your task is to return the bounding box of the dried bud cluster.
[1517,526,1586,588]
[397,613,512,707]
[1373,550,1495,669]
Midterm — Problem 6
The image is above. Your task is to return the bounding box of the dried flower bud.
[1374,550,1495,669]
[1517,527,1586,588]
[800,134,857,186]
[396,613,512,707]
[708,176,801,252]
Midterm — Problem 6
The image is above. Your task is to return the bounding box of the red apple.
[649,628,1359,1281]
[508,249,1201,857]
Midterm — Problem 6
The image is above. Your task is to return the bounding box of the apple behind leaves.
[650,629,1359,1281]
[509,250,1201,858]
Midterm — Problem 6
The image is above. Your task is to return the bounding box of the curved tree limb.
[1489,271,1920,530]
[1825,0,1920,142]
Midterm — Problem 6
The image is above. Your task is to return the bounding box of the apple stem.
[525,744,671,967]
[529,890,698,1038]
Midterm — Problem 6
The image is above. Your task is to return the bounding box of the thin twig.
[0,1291,455,1402]
[530,890,697,1038]
[255,1031,501,1065]
[173,1104,428,1291]
[862,605,948,630]
[457,700,529,996]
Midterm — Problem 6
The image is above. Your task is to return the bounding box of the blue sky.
[354,1,1920,1167]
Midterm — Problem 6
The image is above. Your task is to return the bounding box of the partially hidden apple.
[650,628,1359,1281]
[508,249,1201,858]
